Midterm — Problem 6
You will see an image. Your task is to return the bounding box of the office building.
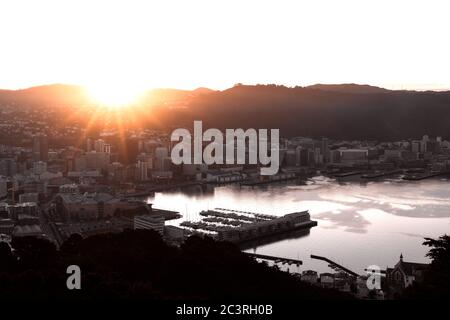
[33,134,49,162]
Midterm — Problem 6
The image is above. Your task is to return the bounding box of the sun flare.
[85,82,146,109]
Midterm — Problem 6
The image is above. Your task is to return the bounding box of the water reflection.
[147,177,450,273]
[239,229,311,251]
[315,210,371,233]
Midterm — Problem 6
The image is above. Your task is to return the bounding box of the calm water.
[147,176,450,274]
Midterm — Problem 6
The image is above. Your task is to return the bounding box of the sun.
[85,82,146,109]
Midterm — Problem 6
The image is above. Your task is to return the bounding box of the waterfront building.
[383,149,402,161]
[0,218,14,236]
[56,192,146,221]
[319,273,335,288]
[301,270,318,284]
[182,163,208,178]
[7,202,38,219]
[386,254,428,291]
[13,224,44,238]
[216,211,316,243]
[134,214,165,235]
[206,171,244,183]
[339,149,368,163]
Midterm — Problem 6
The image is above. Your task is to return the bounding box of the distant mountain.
[2,83,450,140]
[0,84,87,106]
[192,87,216,94]
[306,83,390,94]
[169,84,450,140]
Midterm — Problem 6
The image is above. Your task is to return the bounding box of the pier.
[402,171,450,181]
[241,176,299,186]
[332,171,366,178]
[245,252,303,266]
[123,181,205,197]
[310,255,359,277]
[361,169,404,179]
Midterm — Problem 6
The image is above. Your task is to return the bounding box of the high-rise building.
[0,177,7,199]
[321,138,330,163]
[94,139,105,153]
[137,160,149,181]
[314,147,323,165]
[104,144,111,154]
[154,147,169,171]
[33,134,49,162]
[330,149,341,163]
[86,138,93,152]
[296,147,309,166]
[0,159,17,177]
[411,140,421,153]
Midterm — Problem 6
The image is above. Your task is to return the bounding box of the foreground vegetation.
[0,230,350,300]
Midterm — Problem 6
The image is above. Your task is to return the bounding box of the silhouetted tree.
[402,235,450,299]
[11,237,57,269]
[0,242,15,272]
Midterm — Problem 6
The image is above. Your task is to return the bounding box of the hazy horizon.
[2,81,450,93]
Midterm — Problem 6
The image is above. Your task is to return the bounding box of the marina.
[180,208,317,245]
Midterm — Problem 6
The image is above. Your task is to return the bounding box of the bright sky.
[1,0,450,92]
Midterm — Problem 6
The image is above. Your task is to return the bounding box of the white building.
[134,214,165,235]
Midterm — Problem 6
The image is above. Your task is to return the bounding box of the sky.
[1,0,450,92]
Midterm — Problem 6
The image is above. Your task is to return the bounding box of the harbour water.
[147,176,450,274]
